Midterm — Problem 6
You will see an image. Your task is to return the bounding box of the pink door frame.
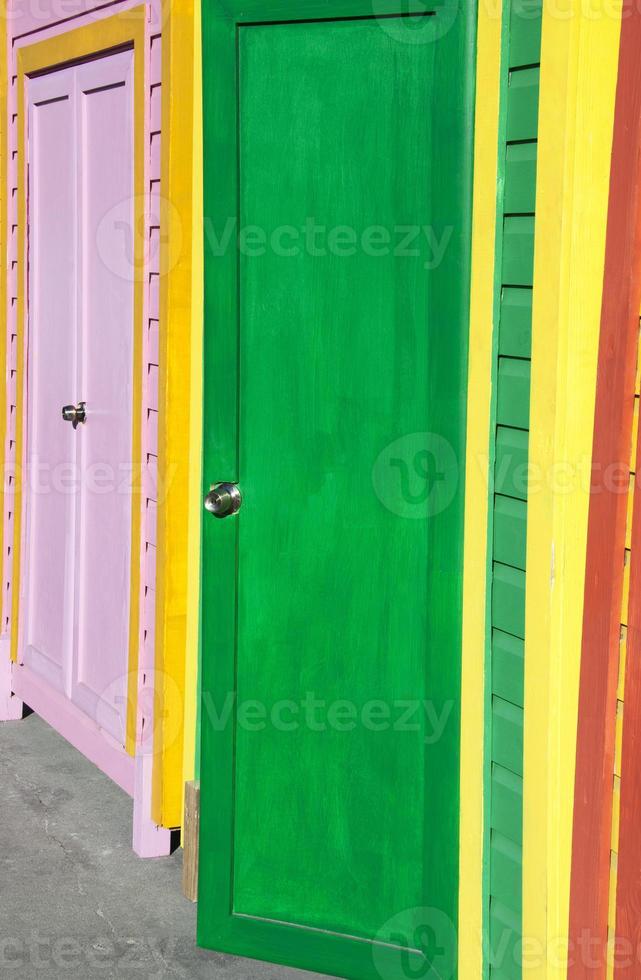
[0,1,171,858]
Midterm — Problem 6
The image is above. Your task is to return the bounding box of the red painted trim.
[569,6,641,976]
[614,147,641,975]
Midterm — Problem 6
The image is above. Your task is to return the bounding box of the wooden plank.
[493,564,526,638]
[621,550,631,627]
[524,3,622,975]
[508,0,542,69]
[625,480,634,548]
[614,319,641,971]
[497,358,531,430]
[618,627,627,702]
[504,142,538,214]
[489,899,521,980]
[0,0,20,722]
[491,765,524,846]
[492,630,525,707]
[630,397,639,474]
[181,0,205,826]
[153,0,198,828]
[499,287,533,358]
[611,776,621,854]
[487,9,540,966]
[614,702,624,778]
[490,833,523,912]
[182,780,200,903]
[494,496,528,570]
[458,4,503,975]
[568,7,641,973]
[495,427,529,500]
[506,68,540,142]
[492,698,524,777]
[502,216,535,285]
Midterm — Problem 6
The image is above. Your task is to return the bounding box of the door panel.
[24,70,77,690]
[235,19,433,937]
[199,3,476,978]
[72,53,134,740]
[23,49,135,747]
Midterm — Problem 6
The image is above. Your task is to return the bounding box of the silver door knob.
[62,402,86,429]
[204,483,242,518]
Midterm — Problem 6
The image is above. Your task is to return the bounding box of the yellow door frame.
[154,0,203,827]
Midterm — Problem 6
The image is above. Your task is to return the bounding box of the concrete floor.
[0,712,331,980]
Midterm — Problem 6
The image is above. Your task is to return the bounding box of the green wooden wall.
[487,2,542,977]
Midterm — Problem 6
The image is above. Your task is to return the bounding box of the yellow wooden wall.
[524,3,622,976]
[154,0,203,827]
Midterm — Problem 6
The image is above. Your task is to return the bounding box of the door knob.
[62,402,87,429]
[204,483,242,518]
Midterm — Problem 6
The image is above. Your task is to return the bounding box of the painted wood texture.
[182,779,200,901]
[560,8,641,976]
[11,14,146,758]
[181,0,205,825]
[237,17,442,936]
[198,2,476,977]
[3,2,174,854]
[609,353,641,978]
[567,6,641,975]
[524,4,622,977]
[0,4,19,719]
[153,0,199,829]
[22,52,134,745]
[459,3,503,975]
[485,3,542,976]
[615,334,641,971]
[24,69,77,696]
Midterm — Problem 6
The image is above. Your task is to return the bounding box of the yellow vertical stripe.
[154,0,199,825]
[614,701,624,777]
[181,0,204,821]
[458,5,502,976]
[630,397,639,473]
[523,3,622,976]
[611,776,621,853]
[622,550,631,626]
[618,627,627,702]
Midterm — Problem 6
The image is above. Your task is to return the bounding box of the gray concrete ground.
[0,712,331,980]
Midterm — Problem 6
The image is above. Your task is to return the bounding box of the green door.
[198,3,476,978]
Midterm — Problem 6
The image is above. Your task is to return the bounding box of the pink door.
[21,49,135,748]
